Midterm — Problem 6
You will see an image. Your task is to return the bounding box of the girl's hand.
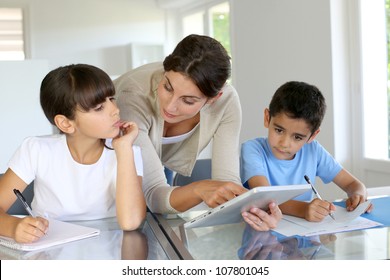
[14,216,49,243]
[112,121,139,151]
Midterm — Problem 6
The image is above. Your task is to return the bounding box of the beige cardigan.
[114,62,242,213]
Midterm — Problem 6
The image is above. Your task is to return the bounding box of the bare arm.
[170,180,247,211]
[333,169,371,212]
[0,169,48,242]
[247,175,270,189]
[113,122,146,230]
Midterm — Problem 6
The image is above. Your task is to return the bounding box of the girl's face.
[157,71,209,124]
[264,109,318,160]
[73,97,121,139]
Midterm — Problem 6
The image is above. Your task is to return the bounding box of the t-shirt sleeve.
[315,142,343,183]
[8,137,37,185]
[240,139,268,185]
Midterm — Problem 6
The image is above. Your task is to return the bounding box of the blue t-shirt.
[240,137,342,201]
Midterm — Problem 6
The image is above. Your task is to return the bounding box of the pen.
[303,175,335,220]
[13,188,36,217]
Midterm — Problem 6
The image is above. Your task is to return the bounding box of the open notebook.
[273,200,382,237]
[0,218,100,251]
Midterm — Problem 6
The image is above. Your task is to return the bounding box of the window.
[209,3,230,56]
[182,1,230,56]
[359,1,388,160]
[180,1,230,159]
[0,7,25,60]
[386,0,390,158]
[183,11,204,36]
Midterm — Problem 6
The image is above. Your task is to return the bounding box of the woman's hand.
[193,180,247,207]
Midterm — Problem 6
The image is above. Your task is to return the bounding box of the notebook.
[184,184,311,229]
[0,218,100,251]
[274,200,382,237]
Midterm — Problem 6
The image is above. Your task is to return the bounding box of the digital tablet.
[183,184,311,229]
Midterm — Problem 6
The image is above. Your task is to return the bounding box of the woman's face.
[157,71,208,124]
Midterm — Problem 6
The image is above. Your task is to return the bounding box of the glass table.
[151,196,390,260]
[0,213,179,260]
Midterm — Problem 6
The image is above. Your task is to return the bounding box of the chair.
[0,173,34,215]
[173,158,212,186]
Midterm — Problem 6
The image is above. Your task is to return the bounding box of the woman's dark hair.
[40,64,115,125]
[268,81,326,133]
[163,34,231,98]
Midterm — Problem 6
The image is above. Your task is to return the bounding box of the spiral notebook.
[0,219,100,251]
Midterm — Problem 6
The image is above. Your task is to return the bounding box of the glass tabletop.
[154,203,390,260]
[0,213,178,260]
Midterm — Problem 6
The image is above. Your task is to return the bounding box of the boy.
[240,81,372,222]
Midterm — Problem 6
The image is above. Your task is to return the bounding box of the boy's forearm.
[279,200,308,219]
[346,180,367,198]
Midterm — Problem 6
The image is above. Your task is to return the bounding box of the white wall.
[230,0,348,200]
[0,0,166,173]
[0,60,51,173]
[0,0,166,76]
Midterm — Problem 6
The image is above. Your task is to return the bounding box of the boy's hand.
[14,216,49,243]
[305,198,336,222]
[242,202,282,231]
[346,194,373,213]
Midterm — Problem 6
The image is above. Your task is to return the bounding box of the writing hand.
[305,198,336,222]
[14,216,49,243]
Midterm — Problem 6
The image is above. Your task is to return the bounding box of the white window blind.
[0,7,24,60]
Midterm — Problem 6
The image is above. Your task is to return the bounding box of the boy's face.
[264,109,319,160]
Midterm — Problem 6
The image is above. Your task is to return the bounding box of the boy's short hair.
[268,81,326,133]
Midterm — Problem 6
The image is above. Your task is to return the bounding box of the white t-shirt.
[8,134,143,221]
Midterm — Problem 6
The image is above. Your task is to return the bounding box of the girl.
[0,64,145,243]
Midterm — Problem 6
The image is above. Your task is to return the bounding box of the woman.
[115,34,281,230]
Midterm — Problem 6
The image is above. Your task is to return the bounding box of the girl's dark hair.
[163,34,231,98]
[268,81,326,133]
[40,64,115,125]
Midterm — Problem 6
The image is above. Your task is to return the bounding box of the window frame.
[348,0,390,186]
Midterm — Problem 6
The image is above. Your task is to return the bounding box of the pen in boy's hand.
[304,175,336,220]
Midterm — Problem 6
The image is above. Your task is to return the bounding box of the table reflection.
[238,225,337,260]
[121,230,148,260]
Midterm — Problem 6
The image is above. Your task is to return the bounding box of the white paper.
[274,200,383,237]
[0,219,100,251]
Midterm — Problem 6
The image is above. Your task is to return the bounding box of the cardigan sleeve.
[210,85,242,185]
[115,66,179,214]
